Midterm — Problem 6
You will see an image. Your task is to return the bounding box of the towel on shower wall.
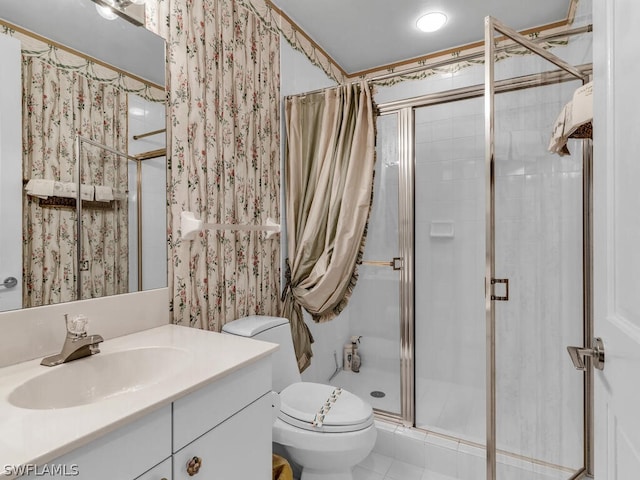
[94,186,114,202]
[549,82,593,156]
[25,179,55,199]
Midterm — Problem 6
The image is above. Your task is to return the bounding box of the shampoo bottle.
[343,344,352,371]
[350,336,362,373]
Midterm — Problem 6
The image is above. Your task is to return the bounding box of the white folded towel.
[112,190,128,201]
[548,82,593,156]
[52,182,94,200]
[80,184,94,201]
[548,103,571,156]
[94,185,114,202]
[54,181,77,199]
[25,179,55,199]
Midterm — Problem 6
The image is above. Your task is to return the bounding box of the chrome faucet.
[41,314,104,367]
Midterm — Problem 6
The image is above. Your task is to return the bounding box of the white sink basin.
[8,347,191,410]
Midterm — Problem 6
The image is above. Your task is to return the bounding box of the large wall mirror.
[0,0,167,313]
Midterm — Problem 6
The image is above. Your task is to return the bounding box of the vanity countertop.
[0,324,278,475]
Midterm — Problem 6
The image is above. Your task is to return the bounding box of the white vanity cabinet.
[172,359,272,479]
[18,355,273,480]
[18,405,172,480]
[173,393,272,479]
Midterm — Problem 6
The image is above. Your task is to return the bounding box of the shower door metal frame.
[484,16,593,480]
[370,108,415,428]
[75,136,145,297]
[398,108,416,427]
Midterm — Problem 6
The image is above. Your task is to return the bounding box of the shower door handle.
[567,337,605,371]
[361,258,403,270]
[490,278,509,301]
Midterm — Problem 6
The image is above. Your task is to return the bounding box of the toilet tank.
[222,316,302,392]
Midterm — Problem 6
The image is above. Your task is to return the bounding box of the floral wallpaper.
[147,0,281,330]
[22,55,129,306]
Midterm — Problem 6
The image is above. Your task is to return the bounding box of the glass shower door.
[486,16,589,479]
[414,98,486,445]
[342,112,403,417]
[493,80,585,480]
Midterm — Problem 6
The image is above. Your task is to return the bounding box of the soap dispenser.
[350,336,362,373]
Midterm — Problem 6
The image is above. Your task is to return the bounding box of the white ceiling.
[271,0,573,74]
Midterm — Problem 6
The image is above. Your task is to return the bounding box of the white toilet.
[222,315,377,480]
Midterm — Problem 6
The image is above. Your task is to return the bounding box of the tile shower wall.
[414,98,485,443]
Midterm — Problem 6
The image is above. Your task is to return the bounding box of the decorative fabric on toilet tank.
[282,82,377,372]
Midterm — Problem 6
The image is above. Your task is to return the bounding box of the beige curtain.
[147,0,281,330]
[22,55,128,306]
[283,83,376,372]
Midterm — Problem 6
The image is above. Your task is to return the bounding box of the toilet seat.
[278,382,374,433]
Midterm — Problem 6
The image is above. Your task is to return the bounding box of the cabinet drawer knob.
[187,456,202,476]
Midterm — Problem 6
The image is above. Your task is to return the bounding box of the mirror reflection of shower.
[75,95,166,301]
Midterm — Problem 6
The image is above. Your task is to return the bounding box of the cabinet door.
[18,405,171,480]
[172,359,271,452]
[135,457,172,480]
[173,393,271,480]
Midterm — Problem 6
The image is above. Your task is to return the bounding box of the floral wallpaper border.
[0,22,165,103]
[238,0,584,87]
[239,0,347,84]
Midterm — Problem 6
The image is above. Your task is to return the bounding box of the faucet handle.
[65,314,89,337]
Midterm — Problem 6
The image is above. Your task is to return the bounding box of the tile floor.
[354,452,459,480]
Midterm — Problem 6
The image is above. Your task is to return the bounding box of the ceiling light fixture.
[91,0,145,26]
[416,12,448,33]
[95,0,118,21]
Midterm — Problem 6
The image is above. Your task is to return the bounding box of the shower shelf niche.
[429,221,455,238]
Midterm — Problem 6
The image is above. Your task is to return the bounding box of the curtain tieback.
[281,258,292,302]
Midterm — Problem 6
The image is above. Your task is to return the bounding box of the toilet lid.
[278,382,374,433]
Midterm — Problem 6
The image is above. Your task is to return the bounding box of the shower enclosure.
[335,17,593,480]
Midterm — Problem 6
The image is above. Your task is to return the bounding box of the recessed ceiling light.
[416,12,448,33]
